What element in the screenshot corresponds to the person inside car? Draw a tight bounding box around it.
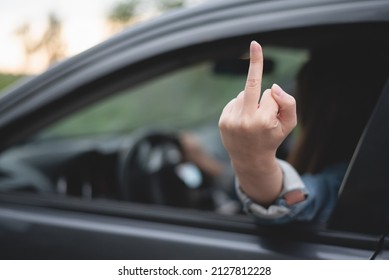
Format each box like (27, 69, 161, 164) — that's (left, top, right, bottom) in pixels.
(219, 41, 388, 224)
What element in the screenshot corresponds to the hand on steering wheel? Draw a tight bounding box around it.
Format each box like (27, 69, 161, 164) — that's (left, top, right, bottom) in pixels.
(119, 129, 215, 209)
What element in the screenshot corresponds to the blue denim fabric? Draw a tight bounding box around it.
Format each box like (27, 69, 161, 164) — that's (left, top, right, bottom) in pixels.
(255, 162, 348, 225)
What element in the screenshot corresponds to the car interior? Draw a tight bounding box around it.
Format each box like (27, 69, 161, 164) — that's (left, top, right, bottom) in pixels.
(0, 42, 306, 210)
(0, 22, 388, 237)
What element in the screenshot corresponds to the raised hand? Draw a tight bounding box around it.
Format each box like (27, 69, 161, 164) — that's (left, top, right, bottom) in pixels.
(218, 41, 297, 205)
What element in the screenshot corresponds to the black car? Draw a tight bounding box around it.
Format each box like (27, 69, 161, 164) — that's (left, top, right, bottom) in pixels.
(0, 0, 388, 259)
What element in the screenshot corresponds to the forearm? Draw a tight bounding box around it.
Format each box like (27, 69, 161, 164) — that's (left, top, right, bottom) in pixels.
(189, 150, 224, 177)
(231, 156, 283, 206)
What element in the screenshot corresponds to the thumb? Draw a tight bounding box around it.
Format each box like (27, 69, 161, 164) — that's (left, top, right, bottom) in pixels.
(271, 84, 297, 133)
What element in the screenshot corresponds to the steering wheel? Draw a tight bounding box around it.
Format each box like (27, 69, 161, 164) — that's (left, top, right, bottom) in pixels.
(119, 130, 215, 209)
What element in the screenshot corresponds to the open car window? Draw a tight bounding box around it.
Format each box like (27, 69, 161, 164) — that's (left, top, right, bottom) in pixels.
(0, 46, 308, 217)
(36, 46, 307, 139)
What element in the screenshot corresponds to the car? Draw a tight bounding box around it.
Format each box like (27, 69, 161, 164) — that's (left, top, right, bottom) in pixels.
(0, 0, 388, 259)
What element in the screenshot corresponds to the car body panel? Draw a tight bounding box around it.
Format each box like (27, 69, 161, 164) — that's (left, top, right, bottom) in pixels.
(0, 195, 382, 259)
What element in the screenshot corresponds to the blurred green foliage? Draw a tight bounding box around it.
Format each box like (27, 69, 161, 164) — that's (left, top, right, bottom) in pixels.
(156, 0, 185, 11)
(107, 0, 140, 27)
(107, 0, 186, 32)
(0, 74, 23, 96)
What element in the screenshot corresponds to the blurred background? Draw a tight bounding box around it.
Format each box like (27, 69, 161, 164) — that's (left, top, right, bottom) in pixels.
(0, 0, 206, 93)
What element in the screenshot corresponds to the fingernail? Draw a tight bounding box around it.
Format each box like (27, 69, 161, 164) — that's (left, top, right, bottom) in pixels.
(272, 84, 284, 97)
(250, 40, 260, 50)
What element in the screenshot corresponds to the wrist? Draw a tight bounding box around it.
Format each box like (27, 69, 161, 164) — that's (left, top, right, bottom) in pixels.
(231, 156, 282, 206)
(230, 152, 278, 174)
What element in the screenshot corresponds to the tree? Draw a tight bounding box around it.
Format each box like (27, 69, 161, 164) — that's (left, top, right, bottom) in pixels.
(107, 0, 140, 33)
(41, 13, 67, 66)
(15, 23, 39, 71)
(106, 0, 187, 34)
(15, 13, 66, 72)
(157, 0, 185, 12)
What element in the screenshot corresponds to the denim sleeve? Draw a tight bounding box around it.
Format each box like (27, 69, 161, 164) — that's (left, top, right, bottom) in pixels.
(293, 163, 348, 224)
(236, 160, 348, 224)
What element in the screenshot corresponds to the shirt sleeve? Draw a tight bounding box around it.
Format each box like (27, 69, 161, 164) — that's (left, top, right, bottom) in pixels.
(235, 159, 348, 224)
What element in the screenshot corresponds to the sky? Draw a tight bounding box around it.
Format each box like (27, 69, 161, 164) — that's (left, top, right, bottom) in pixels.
(0, 0, 204, 75)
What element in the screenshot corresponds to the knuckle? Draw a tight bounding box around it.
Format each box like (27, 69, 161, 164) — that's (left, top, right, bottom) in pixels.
(285, 95, 296, 108)
(237, 90, 245, 97)
(223, 117, 254, 134)
(235, 91, 245, 102)
(238, 118, 253, 132)
(245, 78, 260, 89)
(219, 116, 237, 132)
(259, 116, 278, 130)
(218, 116, 229, 130)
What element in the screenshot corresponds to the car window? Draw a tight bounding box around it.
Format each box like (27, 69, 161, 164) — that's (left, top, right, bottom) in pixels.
(38, 62, 243, 138)
(38, 46, 307, 139)
(0, 46, 308, 215)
